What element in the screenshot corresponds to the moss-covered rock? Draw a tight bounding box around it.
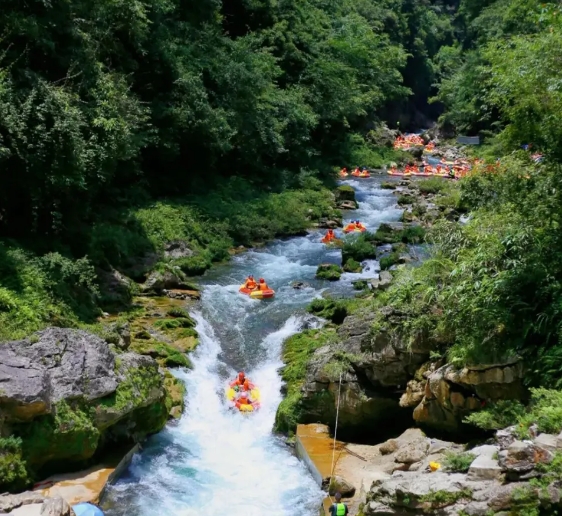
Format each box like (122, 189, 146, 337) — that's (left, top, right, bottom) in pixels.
(316, 263, 343, 281)
(130, 340, 192, 368)
(342, 234, 377, 263)
(0, 329, 175, 491)
(164, 373, 186, 419)
(275, 329, 337, 434)
(343, 258, 363, 273)
(307, 298, 349, 324)
(334, 185, 356, 203)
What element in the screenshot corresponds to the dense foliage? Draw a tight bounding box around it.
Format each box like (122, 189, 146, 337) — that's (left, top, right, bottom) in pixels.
(0, 0, 464, 335)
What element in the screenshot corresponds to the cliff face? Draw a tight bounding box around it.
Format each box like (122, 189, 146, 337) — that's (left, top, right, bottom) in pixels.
(0, 327, 178, 492)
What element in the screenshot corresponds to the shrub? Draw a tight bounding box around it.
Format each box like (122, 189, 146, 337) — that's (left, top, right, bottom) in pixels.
(379, 252, 400, 270)
(343, 258, 362, 272)
(397, 195, 414, 205)
(463, 399, 526, 431)
(316, 264, 342, 281)
(342, 234, 377, 262)
(307, 298, 349, 324)
(444, 451, 476, 473)
(417, 178, 448, 194)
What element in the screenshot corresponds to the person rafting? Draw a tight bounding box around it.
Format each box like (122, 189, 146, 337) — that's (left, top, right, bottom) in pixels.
(243, 275, 257, 290)
(230, 372, 248, 388)
(322, 229, 336, 243)
(329, 493, 348, 516)
(339, 167, 348, 177)
(355, 220, 365, 230)
(257, 278, 270, 291)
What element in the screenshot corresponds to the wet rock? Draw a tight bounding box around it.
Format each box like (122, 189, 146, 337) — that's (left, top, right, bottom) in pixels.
(335, 185, 356, 203)
(316, 264, 342, 281)
(318, 218, 342, 229)
(291, 281, 311, 289)
(370, 271, 392, 291)
(103, 321, 131, 350)
(338, 200, 358, 210)
(164, 240, 194, 259)
(40, 497, 76, 516)
(380, 439, 399, 455)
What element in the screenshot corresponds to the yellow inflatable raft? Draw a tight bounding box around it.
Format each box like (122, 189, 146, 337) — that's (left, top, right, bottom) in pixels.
(239, 285, 275, 299)
(226, 386, 262, 412)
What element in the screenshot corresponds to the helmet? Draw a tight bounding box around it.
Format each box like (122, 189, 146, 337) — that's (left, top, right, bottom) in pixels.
(249, 275, 254, 279)
(259, 278, 265, 283)
(238, 372, 245, 380)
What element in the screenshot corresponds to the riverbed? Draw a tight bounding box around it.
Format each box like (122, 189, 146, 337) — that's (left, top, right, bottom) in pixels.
(101, 176, 402, 516)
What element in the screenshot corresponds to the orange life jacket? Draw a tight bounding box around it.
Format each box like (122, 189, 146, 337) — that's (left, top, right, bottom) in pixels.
(245, 280, 257, 289)
(259, 282, 269, 291)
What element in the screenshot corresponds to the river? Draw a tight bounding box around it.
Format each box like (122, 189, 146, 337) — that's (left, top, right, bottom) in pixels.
(102, 176, 403, 516)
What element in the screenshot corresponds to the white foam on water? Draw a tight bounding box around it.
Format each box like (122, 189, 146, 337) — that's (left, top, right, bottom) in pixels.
(103, 177, 405, 516)
(104, 314, 324, 516)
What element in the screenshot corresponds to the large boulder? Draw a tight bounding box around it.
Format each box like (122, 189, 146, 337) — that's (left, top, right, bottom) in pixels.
(334, 185, 357, 203)
(296, 310, 431, 439)
(413, 361, 526, 435)
(0, 328, 172, 492)
(142, 268, 198, 294)
(0, 328, 119, 422)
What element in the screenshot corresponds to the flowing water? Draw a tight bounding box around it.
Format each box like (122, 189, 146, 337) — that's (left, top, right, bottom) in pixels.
(102, 176, 403, 516)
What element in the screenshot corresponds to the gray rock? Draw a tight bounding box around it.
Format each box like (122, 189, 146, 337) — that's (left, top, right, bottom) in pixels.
(164, 240, 193, 259)
(467, 455, 502, 481)
(0, 328, 118, 422)
(370, 271, 392, 291)
(380, 439, 399, 455)
(0, 492, 46, 513)
(290, 281, 311, 290)
(93, 353, 164, 429)
(534, 433, 558, 452)
(324, 475, 356, 497)
(488, 482, 532, 511)
(338, 200, 358, 210)
(142, 269, 194, 293)
(496, 426, 517, 449)
(395, 440, 429, 464)
(462, 501, 490, 516)
(40, 497, 76, 516)
(366, 501, 396, 515)
(499, 440, 553, 480)
(470, 444, 499, 458)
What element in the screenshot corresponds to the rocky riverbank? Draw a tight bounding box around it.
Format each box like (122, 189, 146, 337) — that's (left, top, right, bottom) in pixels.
(277, 166, 562, 514)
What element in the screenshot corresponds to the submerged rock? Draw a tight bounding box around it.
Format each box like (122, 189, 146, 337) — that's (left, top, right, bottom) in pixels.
(316, 264, 343, 281)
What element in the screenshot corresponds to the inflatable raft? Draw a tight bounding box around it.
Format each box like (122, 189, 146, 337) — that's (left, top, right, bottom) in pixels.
(239, 285, 275, 299)
(343, 225, 366, 234)
(226, 386, 261, 412)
